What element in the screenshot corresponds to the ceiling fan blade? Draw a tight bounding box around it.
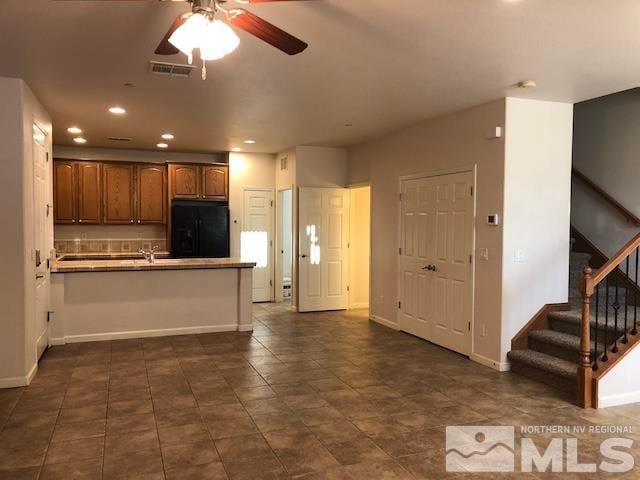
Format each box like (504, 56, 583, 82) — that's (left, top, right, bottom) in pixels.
(155, 13, 188, 55)
(230, 9, 308, 55)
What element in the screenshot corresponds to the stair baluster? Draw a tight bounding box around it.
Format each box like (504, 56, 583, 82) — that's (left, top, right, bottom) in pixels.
(623, 257, 629, 344)
(593, 283, 599, 371)
(634, 247, 639, 336)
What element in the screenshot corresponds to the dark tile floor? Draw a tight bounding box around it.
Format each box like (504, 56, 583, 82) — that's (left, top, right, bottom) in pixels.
(0, 304, 639, 479)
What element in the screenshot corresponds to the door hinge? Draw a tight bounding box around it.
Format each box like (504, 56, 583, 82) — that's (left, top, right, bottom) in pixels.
(270, 200, 273, 207)
(468, 321, 471, 331)
(347, 285, 350, 292)
(269, 240, 273, 247)
(347, 242, 350, 248)
(398, 247, 402, 255)
(46, 152, 49, 161)
(270, 280, 273, 286)
(398, 301, 402, 309)
(470, 186, 474, 196)
(469, 254, 473, 264)
(399, 193, 402, 201)
(47, 311, 53, 323)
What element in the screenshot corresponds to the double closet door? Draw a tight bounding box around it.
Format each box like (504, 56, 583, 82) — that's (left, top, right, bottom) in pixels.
(398, 171, 474, 356)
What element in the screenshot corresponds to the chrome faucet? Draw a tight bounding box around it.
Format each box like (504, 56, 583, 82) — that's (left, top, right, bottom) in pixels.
(138, 246, 159, 264)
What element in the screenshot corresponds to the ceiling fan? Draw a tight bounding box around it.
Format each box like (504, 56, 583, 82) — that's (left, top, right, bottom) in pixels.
(62, 0, 315, 79)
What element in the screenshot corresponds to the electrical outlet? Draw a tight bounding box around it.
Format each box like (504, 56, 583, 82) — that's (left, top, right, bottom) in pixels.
(514, 249, 525, 263)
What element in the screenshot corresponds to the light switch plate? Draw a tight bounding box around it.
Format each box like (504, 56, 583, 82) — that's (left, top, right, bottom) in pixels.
(479, 248, 489, 261)
(514, 249, 525, 263)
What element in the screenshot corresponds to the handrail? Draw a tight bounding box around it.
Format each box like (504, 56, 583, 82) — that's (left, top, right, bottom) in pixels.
(579, 230, 640, 408)
(585, 232, 640, 294)
(573, 168, 640, 226)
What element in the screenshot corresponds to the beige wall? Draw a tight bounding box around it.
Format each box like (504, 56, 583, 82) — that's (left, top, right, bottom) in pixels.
(228, 152, 276, 257)
(296, 146, 348, 188)
(502, 98, 573, 362)
(348, 98, 573, 368)
(0, 78, 52, 386)
(349, 185, 370, 309)
(348, 99, 507, 366)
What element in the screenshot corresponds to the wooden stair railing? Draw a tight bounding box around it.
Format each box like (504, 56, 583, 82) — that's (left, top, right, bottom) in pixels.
(579, 231, 640, 408)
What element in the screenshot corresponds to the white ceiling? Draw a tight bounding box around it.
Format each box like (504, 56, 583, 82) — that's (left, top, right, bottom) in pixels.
(1, 0, 639, 154)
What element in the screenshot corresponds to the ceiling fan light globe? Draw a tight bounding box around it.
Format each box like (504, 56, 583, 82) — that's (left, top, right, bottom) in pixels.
(169, 13, 208, 57)
(200, 20, 240, 61)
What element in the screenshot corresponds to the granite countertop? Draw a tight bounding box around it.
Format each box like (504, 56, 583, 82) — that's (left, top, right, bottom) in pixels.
(56, 252, 172, 261)
(52, 257, 256, 273)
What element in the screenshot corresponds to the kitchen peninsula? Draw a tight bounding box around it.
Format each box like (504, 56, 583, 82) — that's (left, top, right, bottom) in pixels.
(50, 257, 255, 344)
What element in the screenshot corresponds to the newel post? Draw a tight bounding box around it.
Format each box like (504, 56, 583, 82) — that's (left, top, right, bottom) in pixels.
(578, 266, 593, 408)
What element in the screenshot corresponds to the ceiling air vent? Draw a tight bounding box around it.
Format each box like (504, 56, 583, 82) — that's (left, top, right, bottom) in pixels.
(107, 137, 132, 143)
(149, 61, 196, 78)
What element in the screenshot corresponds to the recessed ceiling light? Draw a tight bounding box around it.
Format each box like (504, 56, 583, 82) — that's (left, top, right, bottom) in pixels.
(67, 127, 82, 134)
(157, 143, 169, 149)
(161, 133, 175, 140)
(231, 147, 242, 152)
(243, 140, 256, 144)
(73, 137, 87, 144)
(109, 106, 126, 115)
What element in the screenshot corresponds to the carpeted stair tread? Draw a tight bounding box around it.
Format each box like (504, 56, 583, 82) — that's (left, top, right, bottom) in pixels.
(528, 329, 603, 353)
(548, 309, 623, 332)
(507, 350, 577, 380)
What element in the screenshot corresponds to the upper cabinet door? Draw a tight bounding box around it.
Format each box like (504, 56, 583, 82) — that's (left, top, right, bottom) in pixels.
(77, 162, 102, 224)
(137, 164, 166, 224)
(103, 163, 136, 224)
(202, 165, 229, 200)
(53, 161, 76, 224)
(170, 164, 200, 199)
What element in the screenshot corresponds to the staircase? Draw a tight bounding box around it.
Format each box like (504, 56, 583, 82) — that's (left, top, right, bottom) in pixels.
(507, 251, 620, 396)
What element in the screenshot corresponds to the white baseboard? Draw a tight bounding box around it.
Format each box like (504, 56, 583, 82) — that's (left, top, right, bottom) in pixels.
(470, 353, 511, 372)
(50, 324, 247, 345)
(598, 391, 640, 409)
(370, 314, 399, 330)
(0, 362, 38, 389)
(238, 325, 254, 332)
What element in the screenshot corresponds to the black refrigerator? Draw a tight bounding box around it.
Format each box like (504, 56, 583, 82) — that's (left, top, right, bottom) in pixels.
(171, 200, 230, 258)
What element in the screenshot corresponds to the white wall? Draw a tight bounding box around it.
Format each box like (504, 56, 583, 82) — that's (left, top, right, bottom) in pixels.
(502, 98, 573, 363)
(598, 345, 640, 408)
(296, 146, 348, 188)
(0, 78, 52, 387)
(348, 99, 507, 366)
(572, 89, 640, 256)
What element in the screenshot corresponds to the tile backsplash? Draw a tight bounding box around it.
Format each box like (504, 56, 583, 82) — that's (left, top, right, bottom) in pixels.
(54, 238, 167, 255)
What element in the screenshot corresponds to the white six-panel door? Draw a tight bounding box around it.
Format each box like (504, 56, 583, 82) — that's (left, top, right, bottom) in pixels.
(242, 188, 274, 303)
(399, 171, 474, 356)
(33, 124, 50, 360)
(299, 188, 350, 312)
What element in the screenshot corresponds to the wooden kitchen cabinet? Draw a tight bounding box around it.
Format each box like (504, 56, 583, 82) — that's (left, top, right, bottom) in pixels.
(202, 165, 228, 200)
(137, 164, 166, 224)
(169, 163, 229, 201)
(170, 164, 200, 199)
(76, 162, 102, 224)
(103, 163, 136, 224)
(53, 161, 76, 224)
